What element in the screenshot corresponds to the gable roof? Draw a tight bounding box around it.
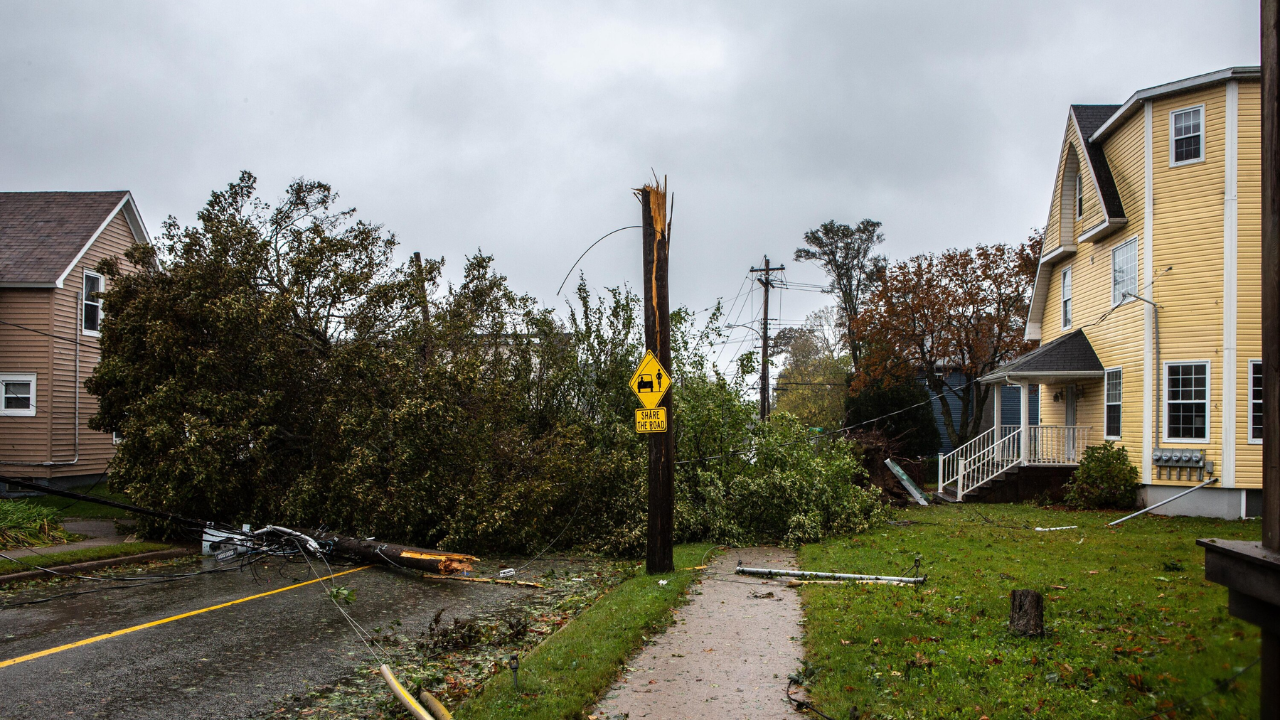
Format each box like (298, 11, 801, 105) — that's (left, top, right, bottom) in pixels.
(0, 191, 150, 288)
(1070, 104, 1126, 222)
(980, 329, 1104, 384)
(1090, 66, 1259, 144)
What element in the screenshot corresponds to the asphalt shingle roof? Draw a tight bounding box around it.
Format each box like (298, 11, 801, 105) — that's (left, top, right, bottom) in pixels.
(1070, 105, 1126, 221)
(0, 191, 129, 285)
(981, 329, 1103, 383)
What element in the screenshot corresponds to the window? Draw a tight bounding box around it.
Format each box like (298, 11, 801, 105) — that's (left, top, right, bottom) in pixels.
(1105, 368, 1122, 438)
(1060, 266, 1073, 328)
(1171, 106, 1203, 165)
(0, 374, 36, 417)
(1251, 359, 1264, 443)
(1075, 172, 1084, 219)
(1165, 362, 1209, 441)
(83, 271, 103, 336)
(1111, 238, 1138, 306)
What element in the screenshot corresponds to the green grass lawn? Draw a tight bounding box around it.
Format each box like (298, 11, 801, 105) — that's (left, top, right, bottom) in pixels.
(798, 503, 1261, 719)
(0, 541, 171, 577)
(13, 483, 134, 520)
(455, 544, 715, 720)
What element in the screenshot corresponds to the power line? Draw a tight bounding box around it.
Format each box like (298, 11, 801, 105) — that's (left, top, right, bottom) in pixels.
(674, 376, 978, 466)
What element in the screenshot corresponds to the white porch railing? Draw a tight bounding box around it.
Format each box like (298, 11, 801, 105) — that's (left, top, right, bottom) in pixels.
(1027, 425, 1092, 465)
(938, 424, 1092, 500)
(938, 425, 1022, 501)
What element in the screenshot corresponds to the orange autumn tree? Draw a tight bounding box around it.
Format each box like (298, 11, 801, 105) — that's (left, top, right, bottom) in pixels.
(852, 232, 1041, 449)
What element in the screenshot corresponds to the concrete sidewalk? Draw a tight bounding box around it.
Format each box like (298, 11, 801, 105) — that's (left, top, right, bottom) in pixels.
(594, 546, 806, 719)
(3, 518, 130, 559)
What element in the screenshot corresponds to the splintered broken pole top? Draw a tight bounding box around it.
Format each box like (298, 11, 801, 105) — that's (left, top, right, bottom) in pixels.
(629, 350, 671, 410)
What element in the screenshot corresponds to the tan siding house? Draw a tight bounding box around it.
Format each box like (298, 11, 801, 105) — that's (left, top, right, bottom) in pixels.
(942, 68, 1262, 519)
(0, 192, 149, 490)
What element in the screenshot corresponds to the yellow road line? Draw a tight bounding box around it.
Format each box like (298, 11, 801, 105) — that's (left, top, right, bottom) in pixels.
(0, 565, 369, 669)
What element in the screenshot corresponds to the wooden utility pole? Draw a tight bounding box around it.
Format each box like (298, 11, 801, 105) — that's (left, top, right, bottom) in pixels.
(1199, 7, 1280, 717)
(1262, 1, 1280, 709)
(750, 257, 784, 421)
(1264, 0, 1280, 560)
(639, 180, 674, 575)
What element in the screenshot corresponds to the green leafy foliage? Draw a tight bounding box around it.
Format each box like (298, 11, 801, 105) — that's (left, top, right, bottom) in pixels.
(676, 413, 886, 547)
(1063, 441, 1141, 510)
(327, 585, 356, 606)
(0, 501, 69, 549)
(88, 173, 882, 555)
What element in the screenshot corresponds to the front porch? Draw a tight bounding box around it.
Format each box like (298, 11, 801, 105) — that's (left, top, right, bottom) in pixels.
(938, 329, 1104, 502)
(937, 423, 1093, 501)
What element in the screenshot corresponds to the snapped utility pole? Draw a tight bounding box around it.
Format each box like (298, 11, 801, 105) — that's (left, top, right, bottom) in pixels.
(638, 179, 674, 575)
(750, 256, 784, 422)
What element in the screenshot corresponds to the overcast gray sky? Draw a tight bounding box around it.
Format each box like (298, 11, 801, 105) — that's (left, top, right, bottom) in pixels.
(0, 1, 1259, 369)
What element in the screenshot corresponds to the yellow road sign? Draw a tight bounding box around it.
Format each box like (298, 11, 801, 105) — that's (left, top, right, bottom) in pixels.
(628, 351, 672, 409)
(635, 407, 667, 433)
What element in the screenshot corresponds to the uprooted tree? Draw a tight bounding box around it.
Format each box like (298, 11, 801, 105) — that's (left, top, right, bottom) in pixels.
(850, 230, 1041, 450)
(87, 172, 885, 554)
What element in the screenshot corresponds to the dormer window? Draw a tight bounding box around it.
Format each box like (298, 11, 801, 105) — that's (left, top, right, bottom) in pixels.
(1074, 173, 1083, 219)
(1170, 106, 1203, 165)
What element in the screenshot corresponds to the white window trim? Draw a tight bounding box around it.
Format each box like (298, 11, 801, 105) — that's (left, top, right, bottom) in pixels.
(1249, 358, 1263, 445)
(1111, 237, 1139, 308)
(1060, 266, 1073, 329)
(0, 373, 37, 417)
(1104, 366, 1123, 440)
(1169, 104, 1206, 168)
(82, 270, 104, 337)
(1163, 360, 1211, 444)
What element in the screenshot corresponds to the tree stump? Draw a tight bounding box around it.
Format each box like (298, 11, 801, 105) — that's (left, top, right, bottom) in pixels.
(1009, 589, 1044, 636)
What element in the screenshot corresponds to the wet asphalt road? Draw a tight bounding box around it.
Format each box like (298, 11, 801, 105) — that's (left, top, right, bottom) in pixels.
(0, 559, 531, 720)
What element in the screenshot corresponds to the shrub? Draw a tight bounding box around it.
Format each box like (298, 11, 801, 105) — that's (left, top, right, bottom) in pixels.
(1063, 441, 1140, 510)
(0, 501, 69, 549)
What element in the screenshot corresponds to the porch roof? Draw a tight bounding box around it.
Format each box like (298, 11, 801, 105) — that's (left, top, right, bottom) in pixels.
(980, 329, 1104, 385)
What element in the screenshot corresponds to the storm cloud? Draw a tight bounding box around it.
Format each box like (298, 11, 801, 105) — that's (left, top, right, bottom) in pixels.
(0, 1, 1259, 354)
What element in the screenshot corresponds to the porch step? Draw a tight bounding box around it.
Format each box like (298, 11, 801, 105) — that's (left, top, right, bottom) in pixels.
(933, 489, 961, 503)
(946, 465, 1077, 504)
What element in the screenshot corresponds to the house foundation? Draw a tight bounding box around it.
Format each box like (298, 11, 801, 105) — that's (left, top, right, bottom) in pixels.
(1142, 484, 1263, 520)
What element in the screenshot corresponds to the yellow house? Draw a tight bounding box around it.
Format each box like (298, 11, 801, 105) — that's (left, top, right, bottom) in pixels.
(941, 68, 1261, 519)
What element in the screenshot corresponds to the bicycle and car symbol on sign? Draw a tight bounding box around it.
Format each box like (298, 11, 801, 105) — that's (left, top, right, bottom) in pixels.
(629, 351, 670, 433)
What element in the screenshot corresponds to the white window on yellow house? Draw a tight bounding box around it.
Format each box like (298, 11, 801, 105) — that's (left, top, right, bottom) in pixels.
(1251, 359, 1263, 443)
(1171, 106, 1203, 166)
(1061, 266, 1072, 328)
(1165, 362, 1209, 442)
(1111, 239, 1138, 306)
(1105, 368, 1122, 439)
(1074, 173, 1083, 219)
